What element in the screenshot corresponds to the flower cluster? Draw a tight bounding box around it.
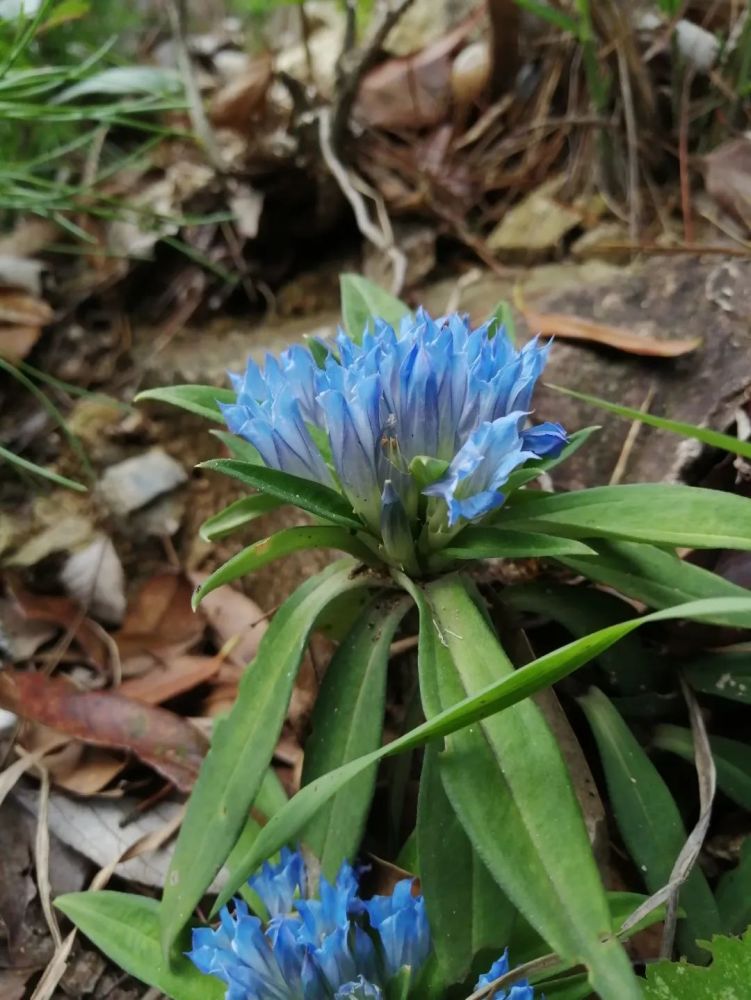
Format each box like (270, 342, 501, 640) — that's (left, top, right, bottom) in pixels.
(187, 848, 430, 999)
(221, 310, 566, 561)
(474, 950, 535, 999)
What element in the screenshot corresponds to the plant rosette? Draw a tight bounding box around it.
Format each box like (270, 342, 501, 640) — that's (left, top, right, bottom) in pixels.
(59, 276, 751, 1000)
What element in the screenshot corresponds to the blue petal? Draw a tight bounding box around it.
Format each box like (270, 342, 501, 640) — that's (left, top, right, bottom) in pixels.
(335, 976, 384, 999)
(521, 420, 568, 458)
(249, 846, 305, 918)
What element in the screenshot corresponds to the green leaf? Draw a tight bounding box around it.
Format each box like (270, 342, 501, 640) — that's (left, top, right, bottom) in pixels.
(0, 443, 87, 491)
(199, 494, 284, 542)
(192, 526, 377, 608)
(643, 929, 751, 999)
(558, 539, 751, 627)
(716, 837, 751, 935)
(55, 892, 221, 1000)
(225, 769, 288, 894)
(213, 593, 751, 912)
(160, 559, 373, 955)
(503, 581, 662, 694)
(135, 385, 234, 423)
(199, 459, 364, 531)
(302, 596, 409, 879)
(441, 527, 597, 561)
(684, 650, 751, 705)
(486, 298, 516, 342)
(502, 484, 751, 550)
(417, 746, 516, 988)
(549, 383, 751, 461)
(417, 575, 640, 1000)
(579, 688, 720, 961)
(509, 891, 667, 967)
(654, 725, 751, 811)
(56, 66, 183, 102)
(513, 0, 580, 34)
(339, 273, 411, 341)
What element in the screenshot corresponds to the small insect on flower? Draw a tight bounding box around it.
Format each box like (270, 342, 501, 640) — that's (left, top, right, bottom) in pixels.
(187, 848, 430, 1000)
(220, 309, 565, 573)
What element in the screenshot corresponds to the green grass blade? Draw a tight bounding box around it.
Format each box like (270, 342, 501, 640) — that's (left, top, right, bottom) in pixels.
(0, 443, 86, 491)
(548, 384, 751, 460)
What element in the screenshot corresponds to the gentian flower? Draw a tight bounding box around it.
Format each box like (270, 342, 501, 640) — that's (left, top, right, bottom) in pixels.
(220, 310, 566, 568)
(475, 950, 536, 999)
(187, 850, 430, 1000)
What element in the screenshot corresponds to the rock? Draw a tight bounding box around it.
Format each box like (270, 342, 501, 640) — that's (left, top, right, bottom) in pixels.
(98, 448, 187, 516)
(571, 221, 630, 264)
(487, 178, 583, 261)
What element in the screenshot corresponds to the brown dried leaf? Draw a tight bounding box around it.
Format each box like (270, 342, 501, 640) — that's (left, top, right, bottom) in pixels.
(209, 56, 272, 132)
(118, 653, 222, 705)
(5, 579, 110, 670)
(0, 671, 207, 792)
(0, 289, 53, 325)
(355, 15, 480, 130)
(520, 306, 702, 357)
(0, 324, 41, 362)
(189, 571, 266, 667)
(114, 572, 204, 663)
(704, 138, 751, 232)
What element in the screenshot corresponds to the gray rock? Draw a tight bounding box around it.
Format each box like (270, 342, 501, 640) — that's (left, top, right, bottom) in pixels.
(98, 448, 187, 516)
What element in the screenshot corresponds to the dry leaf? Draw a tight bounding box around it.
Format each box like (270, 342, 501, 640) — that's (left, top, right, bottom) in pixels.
(60, 535, 126, 625)
(209, 56, 272, 132)
(355, 14, 480, 130)
(115, 572, 204, 666)
(519, 306, 702, 358)
(704, 137, 751, 232)
(0, 288, 53, 325)
(118, 653, 222, 705)
(189, 570, 266, 667)
(0, 324, 41, 362)
(13, 787, 189, 888)
(0, 670, 207, 791)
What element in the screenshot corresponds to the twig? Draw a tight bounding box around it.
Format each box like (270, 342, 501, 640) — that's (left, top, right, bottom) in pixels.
(319, 106, 407, 293)
(616, 44, 641, 242)
(34, 766, 62, 949)
(609, 383, 656, 485)
(660, 676, 715, 958)
(165, 0, 224, 172)
(619, 677, 716, 945)
(678, 68, 695, 243)
(330, 0, 418, 156)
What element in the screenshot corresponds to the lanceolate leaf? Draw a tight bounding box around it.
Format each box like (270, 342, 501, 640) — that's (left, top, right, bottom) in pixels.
(214, 594, 751, 912)
(441, 527, 597, 561)
(549, 383, 751, 461)
(192, 527, 378, 608)
(419, 576, 641, 1000)
(654, 725, 751, 811)
(209, 429, 263, 464)
(340, 273, 411, 341)
(135, 385, 235, 423)
(716, 837, 751, 935)
(684, 650, 751, 705)
(558, 539, 751, 627)
(199, 494, 284, 542)
(643, 929, 751, 999)
(580, 688, 720, 961)
(417, 747, 516, 988)
(199, 459, 364, 531)
(0, 443, 87, 491)
(55, 892, 222, 1000)
(302, 596, 409, 880)
(501, 484, 751, 550)
(160, 559, 373, 955)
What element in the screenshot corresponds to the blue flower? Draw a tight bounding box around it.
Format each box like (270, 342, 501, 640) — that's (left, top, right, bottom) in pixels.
(475, 950, 536, 999)
(221, 309, 566, 556)
(187, 851, 430, 1000)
